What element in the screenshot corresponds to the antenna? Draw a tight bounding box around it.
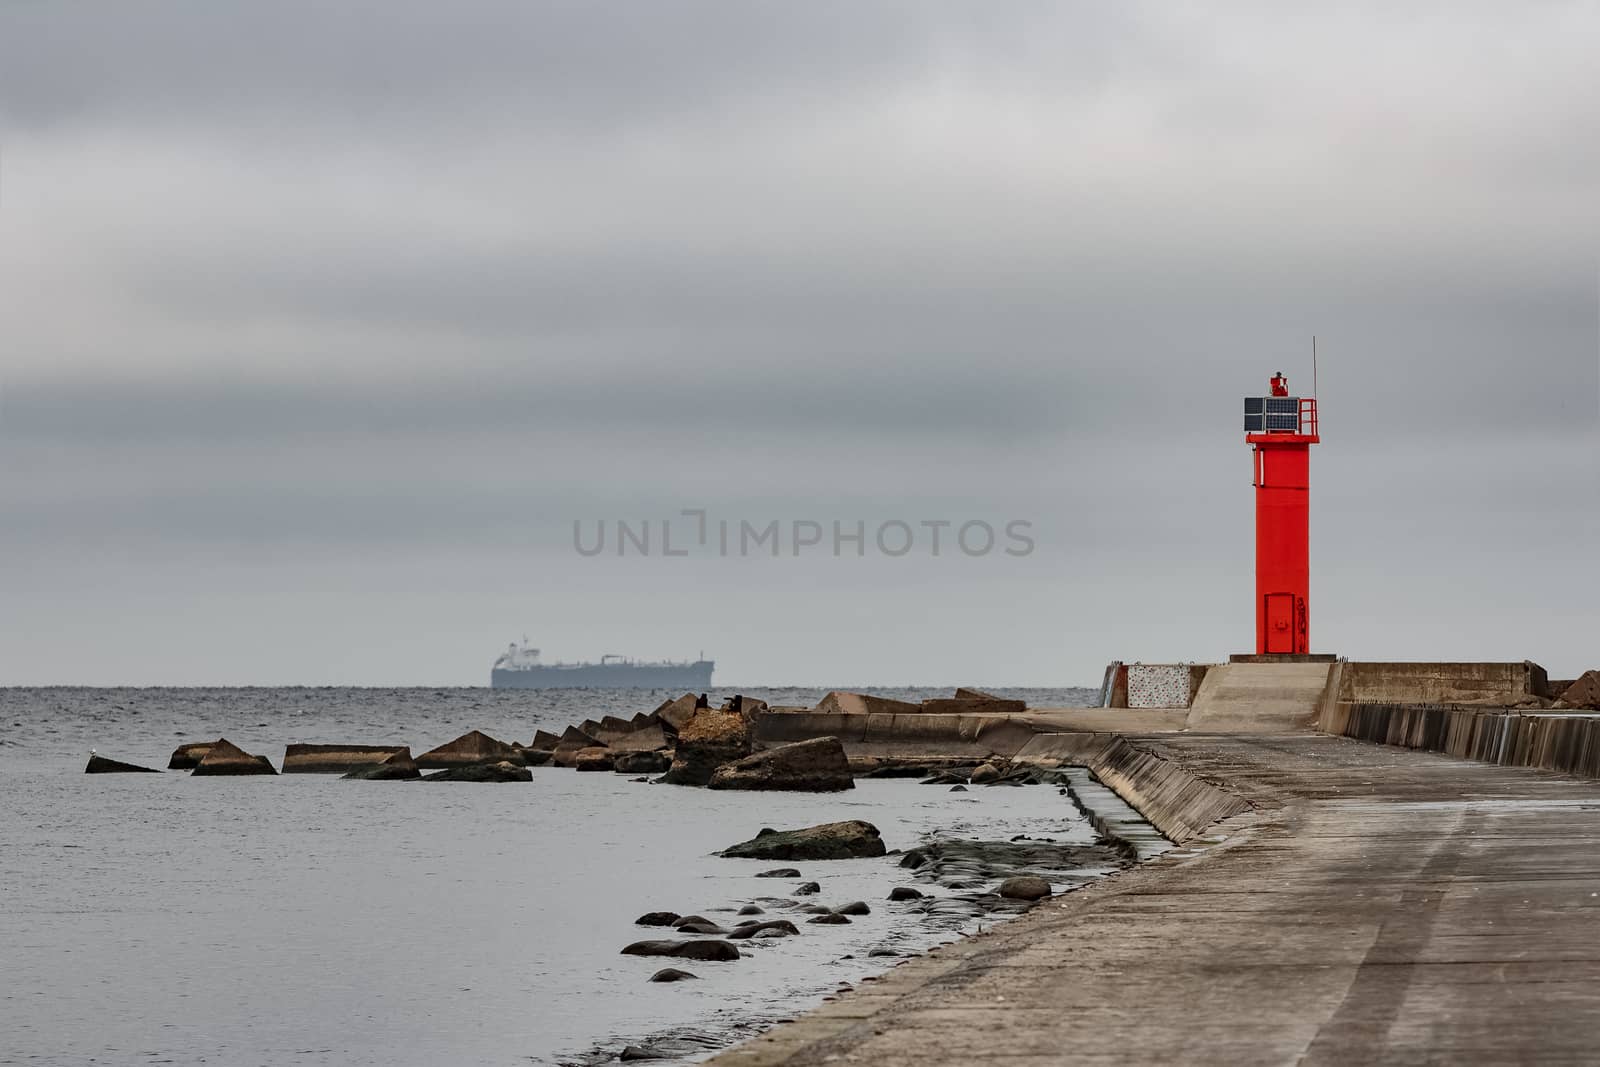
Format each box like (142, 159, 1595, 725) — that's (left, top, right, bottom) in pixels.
(1312, 335, 1318, 399)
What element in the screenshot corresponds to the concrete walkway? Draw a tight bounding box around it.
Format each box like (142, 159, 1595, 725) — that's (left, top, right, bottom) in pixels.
(711, 734, 1600, 1066)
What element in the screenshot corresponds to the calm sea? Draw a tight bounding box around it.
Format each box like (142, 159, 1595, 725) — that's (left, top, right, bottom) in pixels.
(0, 686, 1100, 1066)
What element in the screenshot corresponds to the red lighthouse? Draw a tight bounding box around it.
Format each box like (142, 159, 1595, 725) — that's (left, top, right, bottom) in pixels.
(1244, 373, 1320, 654)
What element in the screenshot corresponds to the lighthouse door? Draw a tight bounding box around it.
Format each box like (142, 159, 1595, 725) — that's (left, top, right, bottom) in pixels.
(1264, 593, 1296, 654)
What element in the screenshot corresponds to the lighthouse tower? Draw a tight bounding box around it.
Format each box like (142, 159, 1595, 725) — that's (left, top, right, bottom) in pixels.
(1244, 373, 1320, 654)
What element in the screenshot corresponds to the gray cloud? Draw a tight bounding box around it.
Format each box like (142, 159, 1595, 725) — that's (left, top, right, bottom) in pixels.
(0, 1, 1595, 685)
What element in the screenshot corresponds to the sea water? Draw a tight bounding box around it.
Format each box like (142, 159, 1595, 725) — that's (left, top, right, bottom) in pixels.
(0, 686, 1099, 1065)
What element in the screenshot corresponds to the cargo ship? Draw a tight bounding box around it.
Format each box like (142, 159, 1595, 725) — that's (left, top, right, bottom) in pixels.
(490, 641, 714, 689)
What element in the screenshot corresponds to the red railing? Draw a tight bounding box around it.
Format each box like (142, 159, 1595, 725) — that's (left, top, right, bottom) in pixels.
(1299, 397, 1319, 437)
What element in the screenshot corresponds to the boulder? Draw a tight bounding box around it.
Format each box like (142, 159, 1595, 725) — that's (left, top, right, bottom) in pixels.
(812, 691, 922, 716)
(888, 887, 924, 901)
(573, 747, 615, 772)
(706, 737, 853, 792)
(415, 730, 518, 769)
(834, 901, 871, 916)
(1555, 670, 1600, 710)
(422, 760, 531, 783)
(720, 820, 886, 861)
(282, 744, 406, 774)
(648, 968, 698, 982)
(191, 739, 276, 776)
(657, 708, 752, 786)
(636, 912, 681, 927)
(998, 875, 1052, 901)
(807, 913, 851, 925)
(969, 762, 1004, 785)
(621, 940, 741, 962)
(614, 751, 671, 775)
(610, 724, 668, 753)
(620, 1045, 666, 1061)
(675, 920, 728, 935)
(167, 742, 214, 770)
(755, 868, 801, 878)
(737, 904, 764, 916)
(655, 694, 701, 734)
(726, 919, 800, 939)
(899, 850, 929, 869)
(342, 748, 421, 781)
(793, 882, 821, 896)
(85, 754, 161, 774)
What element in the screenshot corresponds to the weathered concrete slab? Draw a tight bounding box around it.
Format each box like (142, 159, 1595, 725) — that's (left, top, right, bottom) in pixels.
(711, 734, 1600, 1066)
(1186, 661, 1334, 732)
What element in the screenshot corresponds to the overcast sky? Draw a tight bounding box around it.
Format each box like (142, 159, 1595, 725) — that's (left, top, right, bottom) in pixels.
(1, 2, 1595, 687)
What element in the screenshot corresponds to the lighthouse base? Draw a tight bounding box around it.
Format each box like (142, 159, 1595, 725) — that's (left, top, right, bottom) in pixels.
(1230, 653, 1339, 664)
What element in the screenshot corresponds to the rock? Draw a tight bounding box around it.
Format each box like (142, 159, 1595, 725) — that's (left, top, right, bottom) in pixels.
(793, 882, 821, 896)
(657, 708, 752, 786)
(720, 820, 886, 861)
(888, 887, 924, 901)
(950, 785, 968, 792)
(513, 747, 553, 767)
(614, 750, 671, 775)
(342, 748, 422, 781)
(671, 915, 712, 928)
(610, 724, 668, 753)
(85, 754, 161, 774)
(598, 715, 636, 742)
(726, 919, 800, 939)
(674, 920, 728, 935)
(527, 729, 562, 751)
(415, 730, 518, 769)
(654, 694, 701, 734)
(191, 738, 276, 776)
(807, 913, 851, 925)
(167, 742, 214, 770)
(867, 947, 899, 958)
(421, 760, 531, 783)
(1557, 670, 1600, 710)
(969, 762, 1004, 785)
(812, 691, 922, 716)
(282, 744, 406, 774)
(707, 737, 853, 792)
(755, 868, 801, 878)
(620, 1045, 665, 1061)
(737, 905, 764, 916)
(834, 901, 871, 916)
(920, 771, 969, 785)
(998, 875, 1052, 901)
(573, 747, 615, 772)
(648, 968, 698, 982)
(635, 912, 681, 927)
(899, 850, 929, 869)
(621, 940, 742, 962)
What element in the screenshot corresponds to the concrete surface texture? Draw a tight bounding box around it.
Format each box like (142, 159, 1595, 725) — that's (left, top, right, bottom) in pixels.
(1185, 661, 1335, 732)
(1338, 661, 1547, 704)
(711, 734, 1600, 1067)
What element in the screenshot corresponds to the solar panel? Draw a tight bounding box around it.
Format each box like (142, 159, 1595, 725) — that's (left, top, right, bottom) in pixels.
(1265, 396, 1299, 414)
(1266, 412, 1300, 430)
(1244, 397, 1264, 414)
(1245, 413, 1264, 432)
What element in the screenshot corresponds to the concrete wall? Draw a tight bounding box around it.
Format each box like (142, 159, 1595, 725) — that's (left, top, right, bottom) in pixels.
(1325, 701, 1600, 778)
(1127, 665, 1193, 708)
(1337, 661, 1548, 705)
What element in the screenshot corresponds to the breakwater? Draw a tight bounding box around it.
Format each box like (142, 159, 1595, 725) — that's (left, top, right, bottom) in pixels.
(1324, 700, 1600, 778)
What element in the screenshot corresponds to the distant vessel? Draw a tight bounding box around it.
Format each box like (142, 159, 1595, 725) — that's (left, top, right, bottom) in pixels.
(490, 641, 714, 689)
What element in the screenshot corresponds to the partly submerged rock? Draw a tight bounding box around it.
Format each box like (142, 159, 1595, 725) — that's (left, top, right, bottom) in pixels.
(657, 708, 752, 786)
(888, 886, 924, 901)
(720, 820, 886, 861)
(614, 750, 672, 775)
(191, 738, 276, 776)
(167, 742, 214, 770)
(573, 747, 615, 772)
(342, 747, 421, 781)
(807, 913, 851, 925)
(635, 912, 681, 927)
(707, 737, 853, 792)
(85, 754, 161, 774)
(674, 920, 728, 935)
(621, 940, 741, 962)
(755, 868, 802, 878)
(421, 760, 531, 783)
(415, 730, 519, 769)
(834, 901, 871, 916)
(998, 875, 1053, 901)
(793, 882, 821, 896)
(648, 968, 698, 982)
(282, 744, 406, 774)
(726, 919, 800, 939)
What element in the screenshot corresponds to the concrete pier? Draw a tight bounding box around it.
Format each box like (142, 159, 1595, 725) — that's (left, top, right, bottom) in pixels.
(712, 731, 1600, 1066)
